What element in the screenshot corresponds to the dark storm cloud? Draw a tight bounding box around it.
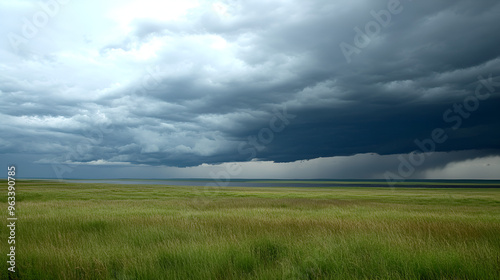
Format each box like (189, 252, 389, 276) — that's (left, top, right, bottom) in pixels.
(1, 0, 500, 176)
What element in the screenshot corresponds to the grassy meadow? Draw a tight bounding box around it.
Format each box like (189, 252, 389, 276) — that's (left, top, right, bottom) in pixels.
(1, 180, 500, 279)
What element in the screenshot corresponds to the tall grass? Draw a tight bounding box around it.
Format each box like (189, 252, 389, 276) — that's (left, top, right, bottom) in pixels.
(1, 180, 499, 279)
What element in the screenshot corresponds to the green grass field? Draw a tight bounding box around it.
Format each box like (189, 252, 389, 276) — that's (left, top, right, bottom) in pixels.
(1, 180, 500, 279)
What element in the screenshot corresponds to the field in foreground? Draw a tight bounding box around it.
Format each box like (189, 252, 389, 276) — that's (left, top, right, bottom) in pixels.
(1, 180, 500, 279)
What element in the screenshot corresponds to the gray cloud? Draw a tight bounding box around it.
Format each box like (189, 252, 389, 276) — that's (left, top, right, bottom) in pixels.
(1, 0, 499, 179)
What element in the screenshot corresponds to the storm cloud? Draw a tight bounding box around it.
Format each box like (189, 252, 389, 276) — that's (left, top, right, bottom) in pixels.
(1, 0, 499, 179)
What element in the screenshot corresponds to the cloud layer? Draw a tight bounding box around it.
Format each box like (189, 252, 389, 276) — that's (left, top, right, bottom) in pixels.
(1, 0, 499, 178)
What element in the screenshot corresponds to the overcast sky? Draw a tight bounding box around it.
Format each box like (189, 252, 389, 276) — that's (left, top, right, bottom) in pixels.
(1, 0, 499, 180)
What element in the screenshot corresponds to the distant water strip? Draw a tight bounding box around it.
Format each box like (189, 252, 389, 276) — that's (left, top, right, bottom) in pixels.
(65, 180, 500, 188)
